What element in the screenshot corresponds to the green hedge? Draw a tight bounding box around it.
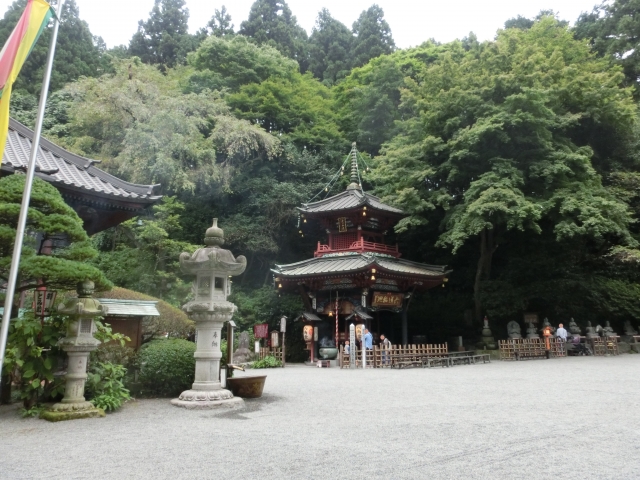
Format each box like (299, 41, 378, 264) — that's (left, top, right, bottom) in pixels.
(137, 339, 195, 397)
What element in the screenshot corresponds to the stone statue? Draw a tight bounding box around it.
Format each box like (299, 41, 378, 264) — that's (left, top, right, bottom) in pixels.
(232, 331, 253, 364)
(603, 321, 617, 337)
(526, 322, 539, 339)
(507, 320, 522, 339)
(478, 316, 496, 349)
(586, 321, 598, 339)
(482, 317, 492, 337)
(540, 318, 555, 335)
(623, 321, 638, 336)
(568, 318, 581, 335)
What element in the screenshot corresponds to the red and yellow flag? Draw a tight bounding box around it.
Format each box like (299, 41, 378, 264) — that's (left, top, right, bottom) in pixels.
(0, 0, 54, 164)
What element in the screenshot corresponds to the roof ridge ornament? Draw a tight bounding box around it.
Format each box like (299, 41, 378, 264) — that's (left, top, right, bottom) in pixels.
(347, 142, 360, 191)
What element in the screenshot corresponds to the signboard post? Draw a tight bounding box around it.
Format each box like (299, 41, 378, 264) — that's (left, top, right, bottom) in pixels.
(349, 323, 356, 368)
(280, 316, 287, 367)
(254, 323, 269, 358)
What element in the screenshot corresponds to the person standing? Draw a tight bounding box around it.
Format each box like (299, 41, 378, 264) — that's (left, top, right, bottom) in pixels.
(380, 334, 391, 366)
(363, 328, 373, 350)
(556, 323, 568, 342)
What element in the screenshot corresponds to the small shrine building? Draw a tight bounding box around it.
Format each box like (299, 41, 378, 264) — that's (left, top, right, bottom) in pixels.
(272, 144, 450, 361)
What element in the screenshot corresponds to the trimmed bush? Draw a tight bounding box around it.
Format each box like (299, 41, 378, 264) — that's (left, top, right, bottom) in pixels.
(137, 339, 195, 397)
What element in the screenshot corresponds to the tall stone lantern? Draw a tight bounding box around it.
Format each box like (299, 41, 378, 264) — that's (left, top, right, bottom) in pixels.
(171, 218, 246, 409)
(41, 280, 107, 422)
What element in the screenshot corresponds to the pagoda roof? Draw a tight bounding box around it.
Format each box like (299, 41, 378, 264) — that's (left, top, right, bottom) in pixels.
(273, 253, 448, 279)
(298, 188, 404, 217)
(1, 118, 161, 205)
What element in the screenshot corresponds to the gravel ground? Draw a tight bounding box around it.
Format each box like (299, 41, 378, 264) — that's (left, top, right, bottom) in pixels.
(2, 355, 640, 480)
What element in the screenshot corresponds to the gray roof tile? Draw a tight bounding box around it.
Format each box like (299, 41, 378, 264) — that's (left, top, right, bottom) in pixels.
(299, 189, 404, 215)
(273, 253, 447, 278)
(2, 119, 161, 203)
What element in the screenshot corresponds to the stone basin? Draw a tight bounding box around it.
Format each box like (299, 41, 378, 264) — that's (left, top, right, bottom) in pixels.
(226, 375, 266, 398)
(318, 347, 338, 360)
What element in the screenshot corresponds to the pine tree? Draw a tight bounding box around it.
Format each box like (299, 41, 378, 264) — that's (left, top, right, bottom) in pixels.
(308, 8, 352, 85)
(239, 0, 308, 71)
(207, 5, 234, 37)
(129, 0, 199, 68)
(351, 4, 395, 68)
(0, 0, 106, 96)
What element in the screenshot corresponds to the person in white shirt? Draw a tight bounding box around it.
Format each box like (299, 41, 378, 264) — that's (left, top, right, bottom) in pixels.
(556, 323, 568, 342)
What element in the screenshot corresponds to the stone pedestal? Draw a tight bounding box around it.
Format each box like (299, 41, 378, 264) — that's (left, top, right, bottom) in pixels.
(171, 307, 243, 410)
(171, 219, 246, 410)
(41, 280, 106, 422)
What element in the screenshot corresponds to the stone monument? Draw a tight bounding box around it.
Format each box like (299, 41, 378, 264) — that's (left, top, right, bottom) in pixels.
(478, 316, 496, 349)
(506, 320, 522, 339)
(41, 280, 107, 422)
(568, 318, 581, 335)
(603, 321, 617, 338)
(585, 321, 598, 339)
(526, 322, 539, 339)
(623, 321, 638, 336)
(171, 218, 246, 410)
(233, 331, 253, 364)
(540, 318, 555, 335)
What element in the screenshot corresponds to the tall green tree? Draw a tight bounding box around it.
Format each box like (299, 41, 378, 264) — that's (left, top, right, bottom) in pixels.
(129, 0, 198, 68)
(238, 0, 309, 71)
(575, 0, 640, 97)
(188, 35, 298, 93)
(207, 5, 234, 37)
(0, 0, 106, 97)
(59, 59, 280, 193)
(334, 42, 444, 154)
(372, 17, 637, 322)
(351, 4, 395, 68)
(308, 8, 352, 85)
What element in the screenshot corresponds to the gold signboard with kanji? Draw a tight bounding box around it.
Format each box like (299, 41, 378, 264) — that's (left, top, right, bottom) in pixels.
(338, 217, 347, 233)
(371, 292, 404, 308)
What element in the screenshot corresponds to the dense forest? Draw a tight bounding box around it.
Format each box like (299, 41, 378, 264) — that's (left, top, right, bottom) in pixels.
(2, 0, 640, 343)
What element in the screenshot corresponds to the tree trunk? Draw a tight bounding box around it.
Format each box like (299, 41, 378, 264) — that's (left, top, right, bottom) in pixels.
(473, 227, 498, 323)
(0, 374, 11, 404)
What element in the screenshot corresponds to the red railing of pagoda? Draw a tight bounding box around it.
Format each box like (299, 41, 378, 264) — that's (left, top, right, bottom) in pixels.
(315, 238, 400, 257)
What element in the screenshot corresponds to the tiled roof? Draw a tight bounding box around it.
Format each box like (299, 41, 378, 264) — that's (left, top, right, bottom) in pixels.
(299, 188, 404, 216)
(273, 253, 447, 278)
(96, 299, 160, 317)
(1, 118, 161, 204)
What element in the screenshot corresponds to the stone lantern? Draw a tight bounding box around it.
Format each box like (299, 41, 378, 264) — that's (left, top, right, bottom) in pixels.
(41, 280, 107, 422)
(171, 218, 246, 410)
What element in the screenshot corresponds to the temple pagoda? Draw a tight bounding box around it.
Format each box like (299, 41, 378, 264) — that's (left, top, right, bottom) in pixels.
(272, 144, 450, 361)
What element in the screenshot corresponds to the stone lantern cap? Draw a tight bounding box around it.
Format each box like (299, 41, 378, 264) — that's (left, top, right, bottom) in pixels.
(57, 280, 107, 317)
(179, 218, 247, 276)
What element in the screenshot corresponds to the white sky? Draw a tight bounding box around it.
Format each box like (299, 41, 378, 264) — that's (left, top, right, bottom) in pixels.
(1, 0, 599, 49)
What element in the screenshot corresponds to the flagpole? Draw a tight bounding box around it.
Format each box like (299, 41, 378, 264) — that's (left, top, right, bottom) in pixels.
(0, 0, 65, 379)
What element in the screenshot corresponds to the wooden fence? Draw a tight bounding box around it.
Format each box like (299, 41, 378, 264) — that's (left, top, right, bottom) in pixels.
(498, 338, 567, 360)
(589, 337, 619, 356)
(339, 344, 448, 368)
(259, 347, 284, 364)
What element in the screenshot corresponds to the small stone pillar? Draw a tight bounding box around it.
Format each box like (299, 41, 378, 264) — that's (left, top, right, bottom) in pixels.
(41, 280, 107, 422)
(171, 218, 246, 410)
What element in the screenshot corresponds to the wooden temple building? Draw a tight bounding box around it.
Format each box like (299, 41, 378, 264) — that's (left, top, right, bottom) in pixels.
(272, 145, 450, 361)
(1, 118, 161, 235)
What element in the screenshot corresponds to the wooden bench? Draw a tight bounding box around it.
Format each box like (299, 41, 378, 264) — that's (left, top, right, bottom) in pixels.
(515, 350, 549, 360)
(423, 356, 450, 368)
(470, 354, 491, 364)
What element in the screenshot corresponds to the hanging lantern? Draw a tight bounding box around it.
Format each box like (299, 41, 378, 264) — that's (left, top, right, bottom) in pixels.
(33, 286, 57, 318)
